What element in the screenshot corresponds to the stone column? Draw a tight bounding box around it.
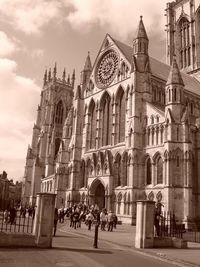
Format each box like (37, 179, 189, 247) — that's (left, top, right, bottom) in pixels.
(135, 200, 155, 248)
(33, 193, 56, 248)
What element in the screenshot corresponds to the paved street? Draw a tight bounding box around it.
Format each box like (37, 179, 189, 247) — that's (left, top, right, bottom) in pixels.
(0, 222, 196, 267)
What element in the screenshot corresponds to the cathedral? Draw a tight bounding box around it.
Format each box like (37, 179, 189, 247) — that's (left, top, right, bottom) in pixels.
(22, 0, 200, 226)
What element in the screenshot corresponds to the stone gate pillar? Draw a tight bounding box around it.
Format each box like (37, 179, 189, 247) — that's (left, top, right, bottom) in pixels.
(33, 193, 56, 248)
(135, 200, 155, 248)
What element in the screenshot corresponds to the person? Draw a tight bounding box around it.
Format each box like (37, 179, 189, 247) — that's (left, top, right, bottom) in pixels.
(9, 206, 16, 225)
(154, 202, 163, 237)
(107, 210, 114, 232)
(73, 209, 79, 229)
(100, 209, 107, 231)
(113, 213, 118, 229)
(53, 208, 59, 236)
(86, 211, 94, 230)
(3, 210, 9, 223)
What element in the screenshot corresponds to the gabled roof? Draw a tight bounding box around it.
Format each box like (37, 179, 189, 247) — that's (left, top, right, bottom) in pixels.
(113, 38, 200, 96)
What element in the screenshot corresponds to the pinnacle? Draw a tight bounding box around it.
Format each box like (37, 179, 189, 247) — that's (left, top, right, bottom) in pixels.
(166, 55, 184, 86)
(84, 51, 92, 71)
(136, 16, 148, 40)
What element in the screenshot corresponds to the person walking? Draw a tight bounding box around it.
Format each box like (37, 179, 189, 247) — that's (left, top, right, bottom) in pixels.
(53, 208, 59, 237)
(86, 211, 94, 230)
(107, 210, 114, 232)
(100, 209, 107, 231)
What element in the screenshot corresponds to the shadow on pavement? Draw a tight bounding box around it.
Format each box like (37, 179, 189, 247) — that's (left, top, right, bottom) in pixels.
(52, 246, 113, 254)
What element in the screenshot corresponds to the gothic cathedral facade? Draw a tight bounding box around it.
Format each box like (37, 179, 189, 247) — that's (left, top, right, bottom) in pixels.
(22, 0, 200, 226)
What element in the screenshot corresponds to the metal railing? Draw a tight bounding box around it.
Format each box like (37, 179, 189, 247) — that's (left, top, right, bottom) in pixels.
(154, 211, 184, 239)
(0, 210, 34, 234)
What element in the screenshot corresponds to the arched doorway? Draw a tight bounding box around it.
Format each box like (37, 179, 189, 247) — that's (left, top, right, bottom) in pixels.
(90, 180, 105, 210)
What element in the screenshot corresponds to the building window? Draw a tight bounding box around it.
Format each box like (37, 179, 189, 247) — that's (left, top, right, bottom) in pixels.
(179, 17, 191, 68)
(122, 152, 128, 186)
(55, 138, 61, 158)
(115, 154, 122, 187)
(146, 158, 152, 185)
(89, 100, 96, 149)
(157, 157, 163, 184)
(118, 90, 126, 143)
(80, 160, 86, 188)
(101, 93, 112, 146)
(55, 100, 64, 124)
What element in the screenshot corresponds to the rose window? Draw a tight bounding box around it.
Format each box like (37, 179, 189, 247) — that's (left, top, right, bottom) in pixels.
(95, 50, 119, 88)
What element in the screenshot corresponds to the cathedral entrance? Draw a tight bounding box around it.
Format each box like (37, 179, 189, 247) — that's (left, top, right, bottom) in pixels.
(89, 180, 105, 210)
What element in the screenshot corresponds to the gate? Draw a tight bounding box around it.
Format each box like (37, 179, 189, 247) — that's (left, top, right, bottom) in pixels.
(0, 209, 34, 234)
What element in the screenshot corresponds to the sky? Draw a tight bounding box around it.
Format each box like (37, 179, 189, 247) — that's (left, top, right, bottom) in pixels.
(0, 0, 169, 182)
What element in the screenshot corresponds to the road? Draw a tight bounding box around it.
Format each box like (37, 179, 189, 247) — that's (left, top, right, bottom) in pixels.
(0, 227, 184, 267)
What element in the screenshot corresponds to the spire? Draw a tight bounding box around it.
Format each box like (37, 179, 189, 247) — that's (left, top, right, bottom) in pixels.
(62, 68, 66, 82)
(48, 68, 51, 81)
(53, 62, 57, 80)
(43, 69, 47, 86)
(84, 51, 92, 71)
(136, 16, 148, 40)
(133, 16, 149, 57)
(166, 56, 184, 86)
(71, 69, 75, 88)
(75, 85, 81, 99)
(67, 74, 70, 84)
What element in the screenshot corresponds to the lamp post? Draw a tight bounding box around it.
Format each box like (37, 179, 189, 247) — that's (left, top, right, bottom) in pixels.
(93, 210, 100, 248)
(93, 223, 99, 248)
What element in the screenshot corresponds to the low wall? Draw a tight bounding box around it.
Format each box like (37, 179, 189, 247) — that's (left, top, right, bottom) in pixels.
(154, 237, 187, 249)
(0, 232, 35, 247)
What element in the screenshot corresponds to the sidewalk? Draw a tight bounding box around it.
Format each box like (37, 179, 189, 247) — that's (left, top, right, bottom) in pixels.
(59, 221, 200, 267)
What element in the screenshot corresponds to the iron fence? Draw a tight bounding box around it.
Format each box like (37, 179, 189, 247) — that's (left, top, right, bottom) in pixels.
(0, 210, 34, 234)
(154, 211, 184, 239)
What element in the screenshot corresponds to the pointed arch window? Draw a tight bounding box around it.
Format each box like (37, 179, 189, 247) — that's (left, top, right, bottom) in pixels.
(114, 155, 122, 187)
(146, 158, 152, 185)
(122, 153, 128, 186)
(55, 138, 61, 159)
(89, 101, 96, 149)
(118, 90, 126, 143)
(102, 94, 112, 146)
(157, 156, 163, 184)
(55, 100, 64, 124)
(179, 17, 191, 68)
(80, 160, 86, 188)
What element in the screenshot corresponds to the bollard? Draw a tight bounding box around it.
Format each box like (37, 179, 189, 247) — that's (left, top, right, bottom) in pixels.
(93, 224, 99, 248)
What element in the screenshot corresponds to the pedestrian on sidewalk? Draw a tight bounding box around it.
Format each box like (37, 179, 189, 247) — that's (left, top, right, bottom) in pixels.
(107, 210, 114, 232)
(86, 211, 94, 230)
(53, 208, 59, 237)
(100, 209, 107, 231)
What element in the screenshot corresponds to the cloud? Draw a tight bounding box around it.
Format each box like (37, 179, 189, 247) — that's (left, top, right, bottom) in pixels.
(31, 49, 44, 58)
(65, 0, 168, 40)
(0, 31, 17, 57)
(0, 57, 40, 180)
(0, 0, 168, 40)
(0, 0, 62, 35)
